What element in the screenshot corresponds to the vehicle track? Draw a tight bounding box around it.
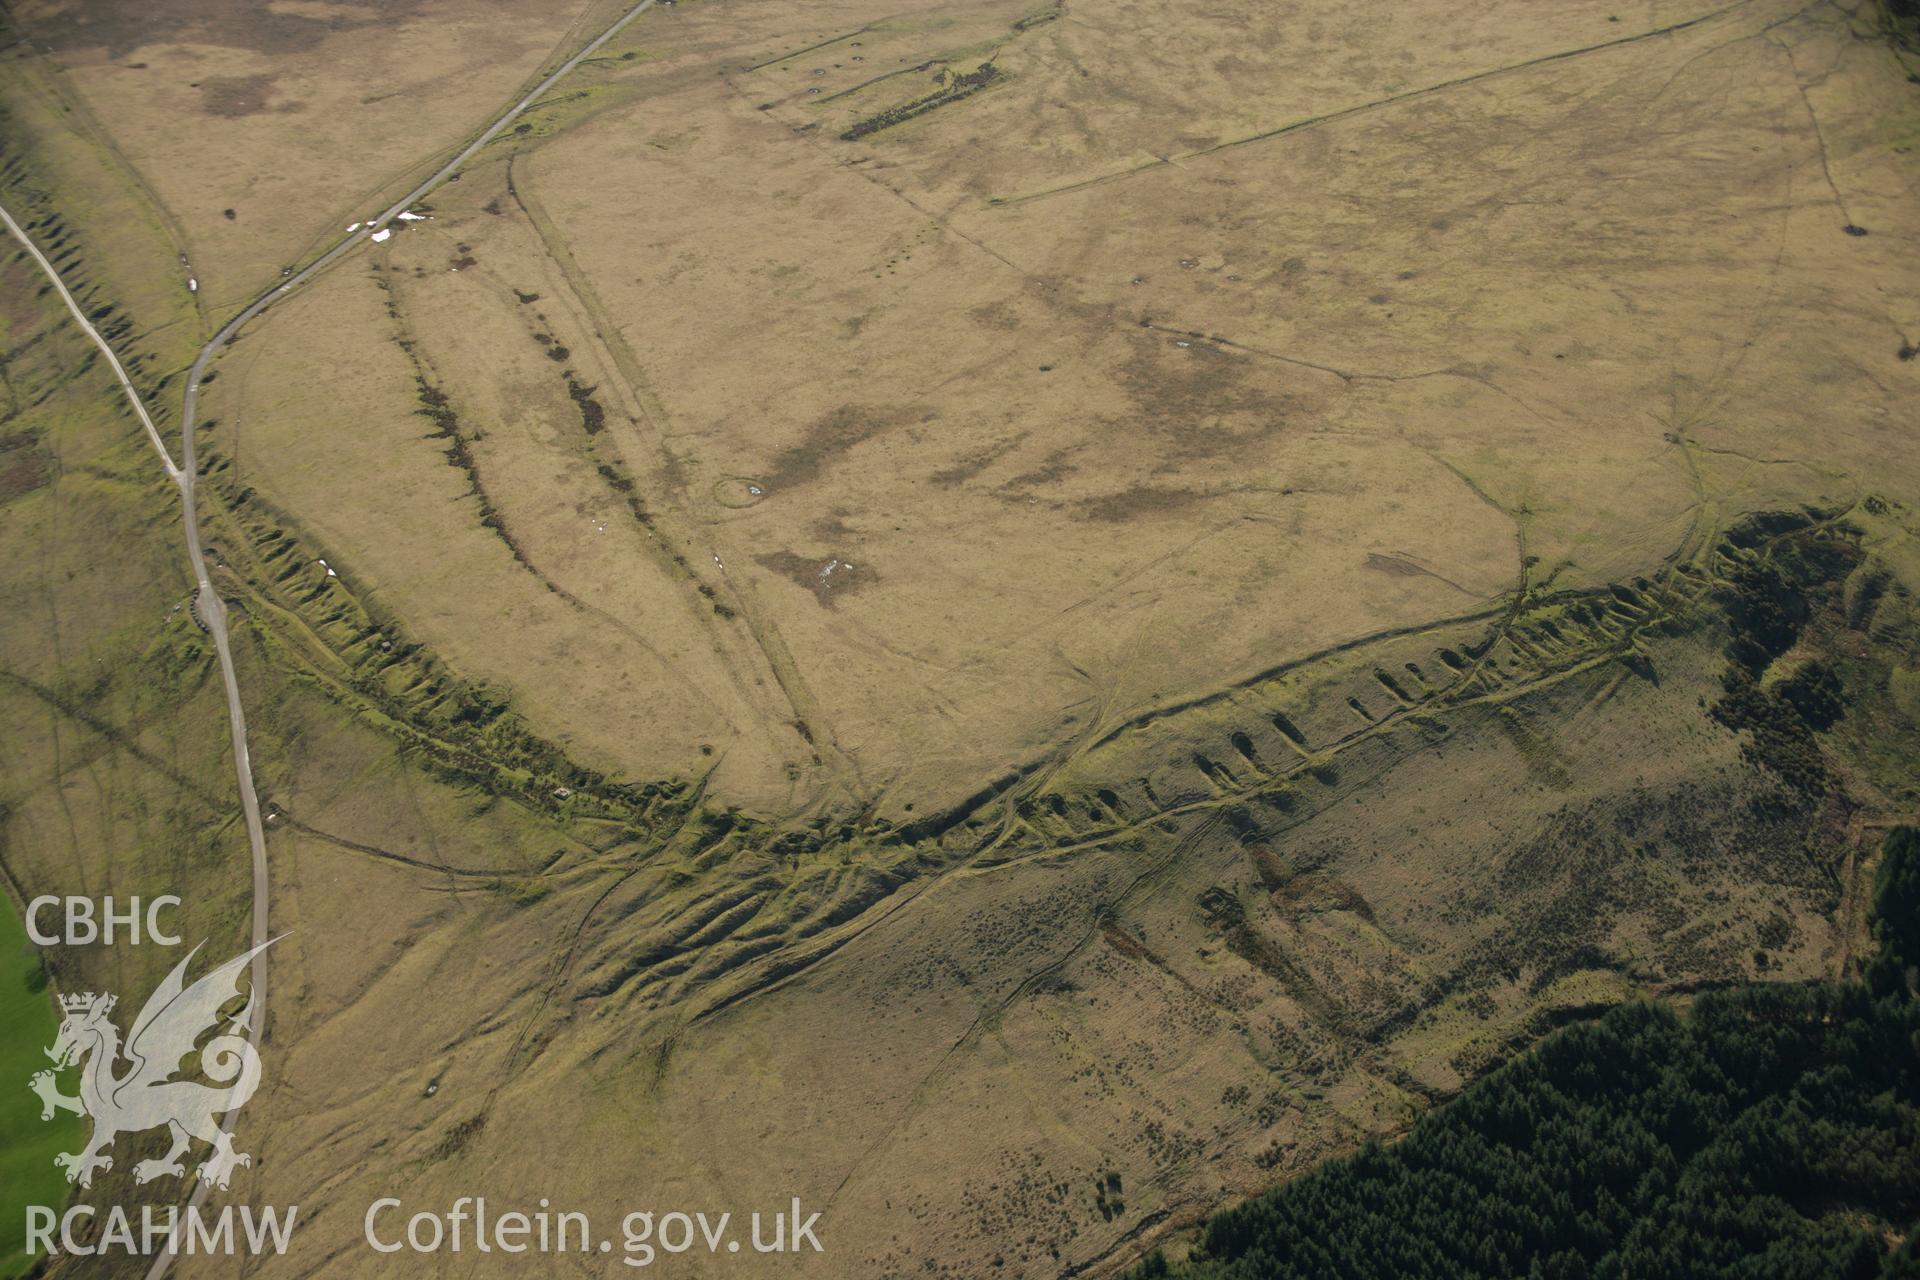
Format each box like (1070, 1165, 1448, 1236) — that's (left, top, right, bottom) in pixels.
(142, 3, 668, 1264)
(0, 0, 666, 1270)
(987, 0, 1773, 206)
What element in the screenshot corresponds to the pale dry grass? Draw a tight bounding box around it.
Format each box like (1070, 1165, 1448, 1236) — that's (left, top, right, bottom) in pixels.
(10, 0, 631, 308)
(6, 0, 1918, 1276)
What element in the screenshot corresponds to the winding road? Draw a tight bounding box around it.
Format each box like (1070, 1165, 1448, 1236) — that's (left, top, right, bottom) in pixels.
(3, 0, 658, 1271)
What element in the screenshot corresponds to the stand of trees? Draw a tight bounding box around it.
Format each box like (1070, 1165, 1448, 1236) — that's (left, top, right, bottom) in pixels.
(1886, 0, 1919, 48)
(1131, 828, 1920, 1280)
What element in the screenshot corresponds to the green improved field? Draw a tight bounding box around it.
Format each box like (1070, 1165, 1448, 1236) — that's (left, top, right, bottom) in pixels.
(0, 898, 79, 1280)
(2, 0, 1918, 1275)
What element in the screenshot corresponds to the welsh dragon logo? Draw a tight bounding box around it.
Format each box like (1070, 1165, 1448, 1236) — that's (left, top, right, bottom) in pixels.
(30, 940, 275, 1191)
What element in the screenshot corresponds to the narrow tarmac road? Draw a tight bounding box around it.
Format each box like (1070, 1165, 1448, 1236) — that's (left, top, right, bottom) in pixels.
(4, 0, 659, 1270)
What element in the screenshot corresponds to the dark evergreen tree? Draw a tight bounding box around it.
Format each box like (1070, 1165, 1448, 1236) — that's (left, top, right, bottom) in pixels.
(1130, 829, 1920, 1280)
